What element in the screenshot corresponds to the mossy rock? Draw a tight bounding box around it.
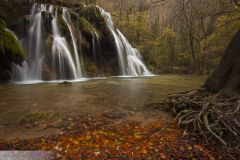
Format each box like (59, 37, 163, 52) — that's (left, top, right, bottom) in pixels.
(40, 0, 87, 8)
(0, 19, 25, 63)
(77, 4, 115, 50)
(78, 5, 106, 29)
(58, 16, 72, 42)
(79, 5, 102, 19)
(72, 3, 86, 12)
(79, 16, 100, 35)
(21, 111, 61, 125)
(0, 19, 25, 81)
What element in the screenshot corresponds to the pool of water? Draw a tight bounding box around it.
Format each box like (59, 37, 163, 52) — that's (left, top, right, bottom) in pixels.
(0, 75, 206, 140)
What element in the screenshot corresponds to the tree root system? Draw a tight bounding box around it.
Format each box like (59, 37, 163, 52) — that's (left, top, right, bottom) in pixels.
(147, 88, 240, 148)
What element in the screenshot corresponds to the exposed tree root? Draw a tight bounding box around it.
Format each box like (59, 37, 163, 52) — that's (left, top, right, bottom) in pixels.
(149, 88, 240, 148)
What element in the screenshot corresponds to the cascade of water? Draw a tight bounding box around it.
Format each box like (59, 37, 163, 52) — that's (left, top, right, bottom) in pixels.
(13, 3, 46, 81)
(12, 3, 152, 83)
(12, 61, 29, 81)
(117, 30, 152, 76)
(28, 4, 46, 80)
(92, 32, 96, 64)
(97, 6, 152, 76)
(76, 15, 85, 76)
(51, 7, 78, 79)
(91, 31, 101, 66)
(97, 8, 126, 75)
(62, 7, 82, 78)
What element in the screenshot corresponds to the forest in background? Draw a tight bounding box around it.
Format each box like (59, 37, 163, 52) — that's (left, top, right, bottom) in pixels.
(72, 0, 240, 74)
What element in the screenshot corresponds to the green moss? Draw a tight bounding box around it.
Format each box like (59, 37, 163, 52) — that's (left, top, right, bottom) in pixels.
(0, 19, 25, 64)
(0, 19, 6, 28)
(79, 5, 105, 27)
(79, 16, 100, 35)
(58, 16, 70, 38)
(72, 3, 86, 12)
(21, 111, 61, 124)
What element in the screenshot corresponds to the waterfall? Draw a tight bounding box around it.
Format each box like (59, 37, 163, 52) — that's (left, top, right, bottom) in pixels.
(92, 31, 97, 64)
(51, 7, 78, 79)
(98, 8, 126, 75)
(117, 30, 152, 76)
(13, 3, 46, 81)
(28, 4, 46, 80)
(91, 31, 101, 67)
(11, 3, 152, 83)
(62, 8, 82, 78)
(98, 7, 152, 76)
(12, 61, 29, 81)
(12, 3, 83, 82)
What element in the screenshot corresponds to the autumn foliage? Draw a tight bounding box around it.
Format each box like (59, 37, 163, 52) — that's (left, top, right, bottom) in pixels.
(0, 115, 216, 159)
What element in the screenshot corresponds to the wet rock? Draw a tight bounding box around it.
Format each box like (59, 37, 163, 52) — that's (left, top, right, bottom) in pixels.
(58, 81, 72, 86)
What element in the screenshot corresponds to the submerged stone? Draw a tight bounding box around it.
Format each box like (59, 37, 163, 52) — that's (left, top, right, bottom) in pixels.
(58, 81, 72, 86)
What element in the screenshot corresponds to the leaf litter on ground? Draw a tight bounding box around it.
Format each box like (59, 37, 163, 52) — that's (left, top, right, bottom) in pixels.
(0, 114, 217, 159)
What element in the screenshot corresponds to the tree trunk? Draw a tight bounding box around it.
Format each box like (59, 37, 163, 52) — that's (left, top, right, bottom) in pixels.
(203, 29, 240, 96)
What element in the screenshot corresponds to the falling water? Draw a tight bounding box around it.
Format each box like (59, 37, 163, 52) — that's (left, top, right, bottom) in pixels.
(98, 8, 126, 75)
(117, 30, 152, 76)
(12, 3, 152, 83)
(13, 3, 46, 81)
(51, 7, 78, 79)
(91, 31, 101, 66)
(62, 7, 82, 78)
(28, 4, 46, 80)
(92, 31, 97, 64)
(98, 7, 152, 76)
